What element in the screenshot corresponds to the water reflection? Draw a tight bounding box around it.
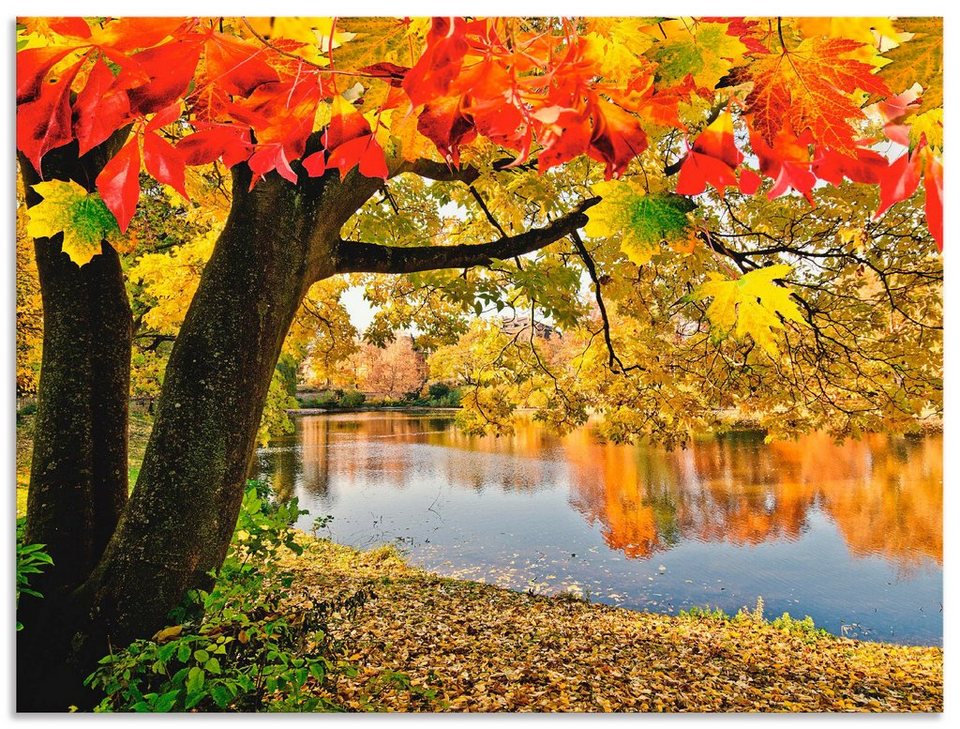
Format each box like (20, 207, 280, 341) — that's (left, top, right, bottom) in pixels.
(257, 412, 942, 644)
(269, 414, 941, 572)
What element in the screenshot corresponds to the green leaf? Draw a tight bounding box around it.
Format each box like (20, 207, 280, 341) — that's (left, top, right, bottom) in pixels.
(27, 180, 122, 265)
(186, 666, 205, 694)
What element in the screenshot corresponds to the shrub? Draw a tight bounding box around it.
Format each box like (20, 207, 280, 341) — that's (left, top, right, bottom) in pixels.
(85, 481, 360, 712)
(339, 390, 365, 408)
(16, 517, 53, 632)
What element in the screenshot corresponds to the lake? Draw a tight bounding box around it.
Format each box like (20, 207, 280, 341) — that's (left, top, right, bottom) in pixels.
(255, 411, 942, 646)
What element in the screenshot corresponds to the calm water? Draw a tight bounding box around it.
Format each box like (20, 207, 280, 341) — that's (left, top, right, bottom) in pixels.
(255, 412, 942, 646)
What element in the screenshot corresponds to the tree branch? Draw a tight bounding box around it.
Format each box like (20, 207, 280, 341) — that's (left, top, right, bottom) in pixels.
(334, 197, 600, 275)
(570, 230, 645, 374)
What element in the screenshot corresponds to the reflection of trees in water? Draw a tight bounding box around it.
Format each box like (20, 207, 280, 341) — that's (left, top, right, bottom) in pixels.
(264, 414, 941, 572)
(564, 429, 942, 571)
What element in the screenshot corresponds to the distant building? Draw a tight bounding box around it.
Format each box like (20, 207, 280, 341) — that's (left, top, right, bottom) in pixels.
(500, 314, 560, 340)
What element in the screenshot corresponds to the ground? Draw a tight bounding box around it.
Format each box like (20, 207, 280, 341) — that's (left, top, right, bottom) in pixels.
(281, 539, 943, 713)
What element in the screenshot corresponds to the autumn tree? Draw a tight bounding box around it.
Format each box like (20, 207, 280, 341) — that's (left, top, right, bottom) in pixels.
(16, 16, 942, 709)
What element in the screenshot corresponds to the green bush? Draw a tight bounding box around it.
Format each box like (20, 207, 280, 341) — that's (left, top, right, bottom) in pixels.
(85, 481, 362, 712)
(339, 390, 365, 408)
(16, 517, 53, 632)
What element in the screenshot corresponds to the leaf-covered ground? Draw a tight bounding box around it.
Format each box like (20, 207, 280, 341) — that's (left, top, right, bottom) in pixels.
(279, 539, 942, 712)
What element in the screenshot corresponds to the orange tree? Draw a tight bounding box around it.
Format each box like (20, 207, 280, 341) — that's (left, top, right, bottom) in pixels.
(16, 16, 942, 708)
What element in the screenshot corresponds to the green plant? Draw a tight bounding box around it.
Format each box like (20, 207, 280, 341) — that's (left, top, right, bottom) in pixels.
(339, 390, 365, 408)
(311, 515, 334, 537)
(770, 613, 830, 642)
(16, 517, 53, 632)
(85, 481, 355, 712)
(678, 605, 730, 621)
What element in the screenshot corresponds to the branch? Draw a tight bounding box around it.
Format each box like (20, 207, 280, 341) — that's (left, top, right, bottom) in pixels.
(392, 158, 481, 184)
(334, 197, 600, 275)
(570, 230, 645, 374)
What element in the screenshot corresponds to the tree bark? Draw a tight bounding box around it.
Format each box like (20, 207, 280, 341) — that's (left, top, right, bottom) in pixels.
(39, 164, 383, 711)
(17, 141, 133, 711)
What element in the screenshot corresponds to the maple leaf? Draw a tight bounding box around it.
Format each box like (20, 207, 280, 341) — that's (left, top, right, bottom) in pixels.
(16, 46, 74, 103)
(73, 58, 131, 156)
(120, 39, 204, 116)
(586, 181, 693, 265)
(143, 131, 189, 199)
(744, 37, 889, 154)
(750, 129, 816, 202)
(923, 152, 942, 251)
(203, 32, 278, 96)
(695, 264, 807, 356)
(402, 18, 470, 107)
(26, 179, 121, 265)
(875, 150, 920, 218)
(874, 18, 942, 109)
(95, 137, 141, 232)
(813, 147, 888, 186)
(16, 57, 84, 170)
(676, 111, 742, 196)
(652, 19, 748, 90)
(417, 96, 477, 166)
(176, 125, 251, 167)
(587, 97, 648, 179)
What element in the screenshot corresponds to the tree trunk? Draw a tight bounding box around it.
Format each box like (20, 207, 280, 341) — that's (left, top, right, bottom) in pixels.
(17, 143, 133, 710)
(28, 164, 381, 711)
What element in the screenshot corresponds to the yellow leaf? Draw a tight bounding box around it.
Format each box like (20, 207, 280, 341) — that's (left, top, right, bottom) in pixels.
(695, 264, 807, 356)
(26, 180, 120, 266)
(152, 624, 183, 643)
(653, 19, 747, 89)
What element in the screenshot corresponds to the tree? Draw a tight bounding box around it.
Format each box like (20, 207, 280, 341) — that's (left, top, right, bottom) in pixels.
(16, 16, 942, 709)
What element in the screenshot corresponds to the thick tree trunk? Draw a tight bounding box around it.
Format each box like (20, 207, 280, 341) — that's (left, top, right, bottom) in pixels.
(33, 165, 381, 711)
(17, 144, 133, 711)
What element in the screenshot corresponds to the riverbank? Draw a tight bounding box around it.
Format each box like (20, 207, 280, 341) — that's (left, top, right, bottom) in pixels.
(279, 538, 942, 712)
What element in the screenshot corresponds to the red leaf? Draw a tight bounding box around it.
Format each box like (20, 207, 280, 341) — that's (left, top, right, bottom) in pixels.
(876, 151, 921, 218)
(923, 153, 943, 250)
(247, 144, 298, 186)
(16, 46, 74, 103)
(358, 137, 389, 180)
(326, 135, 388, 180)
(94, 17, 188, 52)
(143, 131, 188, 199)
(588, 97, 647, 179)
(416, 96, 477, 166)
(302, 151, 327, 177)
(121, 40, 202, 116)
(47, 17, 92, 39)
(675, 111, 742, 196)
(177, 126, 251, 167)
(537, 109, 592, 173)
(813, 147, 888, 186)
(16, 58, 84, 171)
(751, 129, 816, 203)
(96, 138, 141, 232)
(359, 62, 409, 88)
(145, 101, 182, 132)
(73, 58, 131, 156)
(676, 151, 738, 196)
(402, 18, 469, 106)
(738, 168, 761, 195)
(204, 33, 278, 96)
(323, 100, 372, 151)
